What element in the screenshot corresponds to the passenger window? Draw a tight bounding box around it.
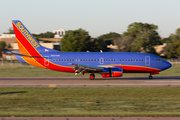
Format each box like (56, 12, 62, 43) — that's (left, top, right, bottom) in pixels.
(128, 59, 130, 61)
(53, 59, 55, 61)
(131, 59, 133, 61)
(62, 59, 63, 61)
(114, 59, 116, 61)
(75, 59, 77, 61)
(83, 59, 85, 61)
(72, 59, 74, 61)
(119, 59, 121, 61)
(70, 59, 71, 61)
(89, 59, 91, 61)
(64, 59, 66, 61)
(94, 59, 96, 61)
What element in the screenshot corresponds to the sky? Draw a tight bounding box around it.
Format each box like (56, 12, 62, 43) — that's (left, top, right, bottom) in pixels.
(0, 0, 180, 38)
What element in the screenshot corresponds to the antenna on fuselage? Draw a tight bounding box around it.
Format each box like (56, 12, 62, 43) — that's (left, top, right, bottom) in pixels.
(100, 50, 103, 53)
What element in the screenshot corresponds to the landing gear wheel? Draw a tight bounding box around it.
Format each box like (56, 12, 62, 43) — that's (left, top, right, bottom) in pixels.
(89, 74, 95, 80)
(149, 75, 153, 79)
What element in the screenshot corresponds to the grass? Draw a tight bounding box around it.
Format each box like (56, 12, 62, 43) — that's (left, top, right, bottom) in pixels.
(0, 87, 180, 116)
(0, 65, 77, 77)
(0, 65, 179, 77)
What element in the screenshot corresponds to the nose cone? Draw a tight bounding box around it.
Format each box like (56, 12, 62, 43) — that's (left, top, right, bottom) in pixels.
(163, 60, 172, 70)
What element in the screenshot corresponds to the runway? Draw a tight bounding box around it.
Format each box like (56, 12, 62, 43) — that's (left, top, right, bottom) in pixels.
(1, 77, 180, 120)
(0, 76, 180, 87)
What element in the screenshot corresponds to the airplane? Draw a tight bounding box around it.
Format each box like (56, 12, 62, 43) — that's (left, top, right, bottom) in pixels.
(12, 20, 172, 80)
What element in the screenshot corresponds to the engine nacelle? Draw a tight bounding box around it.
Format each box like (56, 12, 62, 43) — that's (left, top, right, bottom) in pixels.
(102, 67, 123, 78)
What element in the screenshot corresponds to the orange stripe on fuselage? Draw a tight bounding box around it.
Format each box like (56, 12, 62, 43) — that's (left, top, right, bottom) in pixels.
(23, 56, 46, 68)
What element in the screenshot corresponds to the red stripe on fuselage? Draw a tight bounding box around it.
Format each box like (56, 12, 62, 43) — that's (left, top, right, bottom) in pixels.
(112, 65, 160, 73)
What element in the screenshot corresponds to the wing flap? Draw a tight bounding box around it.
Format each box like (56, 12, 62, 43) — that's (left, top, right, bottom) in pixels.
(70, 63, 104, 73)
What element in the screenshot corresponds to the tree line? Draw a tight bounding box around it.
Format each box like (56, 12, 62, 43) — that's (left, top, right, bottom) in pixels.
(163, 28, 180, 58)
(61, 22, 162, 55)
(61, 22, 180, 58)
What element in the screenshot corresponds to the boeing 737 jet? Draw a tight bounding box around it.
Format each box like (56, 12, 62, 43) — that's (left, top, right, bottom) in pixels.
(12, 20, 172, 80)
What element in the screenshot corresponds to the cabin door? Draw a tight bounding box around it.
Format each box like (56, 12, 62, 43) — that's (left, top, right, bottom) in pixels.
(145, 56, 150, 66)
(99, 58, 104, 64)
(44, 56, 49, 66)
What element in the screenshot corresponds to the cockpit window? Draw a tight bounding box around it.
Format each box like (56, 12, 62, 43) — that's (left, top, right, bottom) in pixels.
(156, 58, 162, 61)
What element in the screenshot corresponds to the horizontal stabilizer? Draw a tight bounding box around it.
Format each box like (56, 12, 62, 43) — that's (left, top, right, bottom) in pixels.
(11, 51, 42, 58)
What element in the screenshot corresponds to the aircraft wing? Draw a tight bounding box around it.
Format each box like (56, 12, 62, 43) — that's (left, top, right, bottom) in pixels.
(69, 63, 104, 74)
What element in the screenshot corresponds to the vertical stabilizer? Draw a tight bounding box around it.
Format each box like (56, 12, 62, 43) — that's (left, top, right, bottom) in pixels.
(12, 20, 42, 57)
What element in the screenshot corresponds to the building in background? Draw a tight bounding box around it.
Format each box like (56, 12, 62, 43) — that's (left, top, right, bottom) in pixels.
(0, 34, 61, 60)
(2, 49, 16, 60)
(154, 43, 167, 56)
(0, 34, 15, 38)
(53, 29, 67, 38)
(0, 34, 16, 48)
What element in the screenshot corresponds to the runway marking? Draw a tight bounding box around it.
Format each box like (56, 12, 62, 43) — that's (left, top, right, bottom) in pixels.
(49, 84, 57, 87)
(0, 84, 180, 86)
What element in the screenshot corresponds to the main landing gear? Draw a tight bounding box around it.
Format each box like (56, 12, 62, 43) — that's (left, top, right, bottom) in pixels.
(89, 73, 95, 80)
(149, 75, 153, 79)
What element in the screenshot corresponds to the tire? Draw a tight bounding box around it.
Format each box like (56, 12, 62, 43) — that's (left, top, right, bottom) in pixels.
(149, 75, 153, 79)
(89, 74, 95, 80)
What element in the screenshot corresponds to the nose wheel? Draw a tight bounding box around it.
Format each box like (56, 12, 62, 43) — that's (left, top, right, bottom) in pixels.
(89, 74, 95, 80)
(149, 75, 153, 79)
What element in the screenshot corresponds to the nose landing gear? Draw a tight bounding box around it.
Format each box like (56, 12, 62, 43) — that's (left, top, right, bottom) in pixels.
(149, 71, 159, 79)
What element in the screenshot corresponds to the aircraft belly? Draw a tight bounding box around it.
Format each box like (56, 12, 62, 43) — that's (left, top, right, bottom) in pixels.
(121, 66, 160, 73)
